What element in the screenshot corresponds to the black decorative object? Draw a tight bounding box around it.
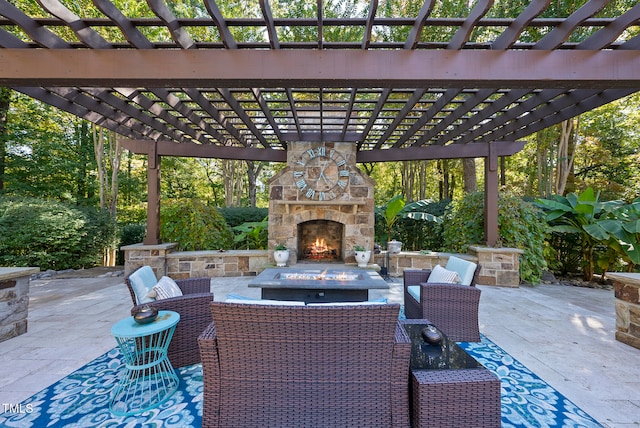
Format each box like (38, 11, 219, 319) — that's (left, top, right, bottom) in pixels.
(133, 305, 158, 324)
(421, 325, 443, 346)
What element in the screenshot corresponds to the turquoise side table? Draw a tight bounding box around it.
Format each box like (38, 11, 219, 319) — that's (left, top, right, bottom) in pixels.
(109, 310, 180, 416)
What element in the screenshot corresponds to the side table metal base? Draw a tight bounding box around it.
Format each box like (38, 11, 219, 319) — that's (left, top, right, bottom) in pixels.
(110, 311, 180, 416)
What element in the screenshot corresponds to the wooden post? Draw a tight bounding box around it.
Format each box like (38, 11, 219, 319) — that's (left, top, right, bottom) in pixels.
(484, 143, 499, 247)
(143, 142, 161, 245)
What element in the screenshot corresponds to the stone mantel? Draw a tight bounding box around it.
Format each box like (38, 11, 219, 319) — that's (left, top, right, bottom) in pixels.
(607, 272, 640, 350)
(275, 200, 366, 214)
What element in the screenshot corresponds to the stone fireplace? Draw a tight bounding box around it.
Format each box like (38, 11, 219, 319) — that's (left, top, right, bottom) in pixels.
(268, 142, 375, 266)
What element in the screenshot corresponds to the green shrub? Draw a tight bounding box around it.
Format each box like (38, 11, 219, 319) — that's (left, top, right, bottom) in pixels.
(374, 198, 449, 251)
(160, 199, 233, 251)
(0, 197, 116, 270)
(442, 192, 549, 284)
(116, 223, 147, 265)
(217, 207, 269, 228)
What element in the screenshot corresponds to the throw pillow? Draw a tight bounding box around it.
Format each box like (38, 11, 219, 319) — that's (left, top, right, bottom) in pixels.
(426, 264, 461, 284)
(146, 276, 183, 300)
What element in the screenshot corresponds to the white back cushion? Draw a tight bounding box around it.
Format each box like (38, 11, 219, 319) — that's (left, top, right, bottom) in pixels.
(426, 264, 461, 284)
(445, 256, 477, 285)
(147, 276, 183, 300)
(128, 266, 158, 304)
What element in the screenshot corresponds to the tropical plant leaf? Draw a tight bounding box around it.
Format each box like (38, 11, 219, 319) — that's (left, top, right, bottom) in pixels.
(551, 225, 581, 233)
(404, 212, 442, 223)
(583, 223, 613, 240)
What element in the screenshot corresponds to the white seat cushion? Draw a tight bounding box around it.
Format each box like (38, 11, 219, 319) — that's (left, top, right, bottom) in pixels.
(407, 285, 421, 301)
(225, 298, 305, 306)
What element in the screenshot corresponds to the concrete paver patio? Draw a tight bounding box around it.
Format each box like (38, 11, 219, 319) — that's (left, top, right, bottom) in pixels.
(0, 271, 638, 427)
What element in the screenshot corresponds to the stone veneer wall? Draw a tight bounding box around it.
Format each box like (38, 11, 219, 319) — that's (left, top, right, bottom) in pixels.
(608, 272, 640, 350)
(267, 142, 376, 265)
(123, 245, 523, 287)
(384, 246, 523, 287)
(0, 267, 39, 342)
(122, 243, 269, 279)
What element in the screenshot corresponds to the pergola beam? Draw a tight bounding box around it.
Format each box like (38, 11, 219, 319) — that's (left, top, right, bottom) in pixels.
(0, 49, 638, 89)
(357, 141, 525, 163)
(120, 139, 287, 162)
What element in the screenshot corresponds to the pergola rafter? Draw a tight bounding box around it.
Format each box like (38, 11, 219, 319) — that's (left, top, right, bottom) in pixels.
(1, 0, 639, 245)
(0, 0, 637, 162)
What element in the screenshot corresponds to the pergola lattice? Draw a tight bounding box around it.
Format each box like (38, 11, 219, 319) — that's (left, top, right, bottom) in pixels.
(1, 0, 639, 244)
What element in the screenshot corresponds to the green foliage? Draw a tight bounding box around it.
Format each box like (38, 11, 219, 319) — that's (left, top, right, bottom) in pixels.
(376, 194, 405, 242)
(376, 199, 450, 251)
(0, 196, 116, 270)
(536, 188, 640, 279)
(442, 192, 549, 284)
(160, 199, 232, 251)
(441, 193, 486, 252)
(116, 223, 147, 265)
(232, 218, 268, 250)
(218, 206, 269, 228)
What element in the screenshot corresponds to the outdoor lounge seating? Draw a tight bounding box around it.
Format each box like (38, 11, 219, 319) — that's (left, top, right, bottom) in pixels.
(403, 256, 482, 342)
(198, 302, 411, 428)
(125, 266, 213, 367)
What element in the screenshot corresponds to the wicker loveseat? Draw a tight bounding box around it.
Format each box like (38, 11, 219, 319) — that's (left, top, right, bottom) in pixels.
(198, 302, 411, 428)
(403, 256, 482, 342)
(125, 266, 214, 367)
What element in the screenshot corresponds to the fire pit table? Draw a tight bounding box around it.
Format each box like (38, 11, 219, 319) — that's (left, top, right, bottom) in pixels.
(248, 267, 389, 303)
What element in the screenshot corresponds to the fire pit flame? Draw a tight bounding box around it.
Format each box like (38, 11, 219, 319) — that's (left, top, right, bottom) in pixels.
(278, 269, 361, 282)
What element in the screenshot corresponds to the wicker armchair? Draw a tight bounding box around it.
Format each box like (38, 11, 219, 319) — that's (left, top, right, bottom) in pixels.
(125, 266, 213, 367)
(198, 302, 411, 428)
(403, 261, 482, 342)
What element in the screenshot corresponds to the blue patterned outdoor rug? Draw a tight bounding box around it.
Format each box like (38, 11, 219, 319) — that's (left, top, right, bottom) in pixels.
(1, 336, 601, 427)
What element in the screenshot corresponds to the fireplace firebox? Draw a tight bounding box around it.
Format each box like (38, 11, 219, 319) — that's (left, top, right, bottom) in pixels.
(298, 220, 343, 262)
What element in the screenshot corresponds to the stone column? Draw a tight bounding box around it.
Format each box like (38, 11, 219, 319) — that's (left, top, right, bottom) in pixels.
(608, 272, 640, 350)
(0, 267, 39, 342)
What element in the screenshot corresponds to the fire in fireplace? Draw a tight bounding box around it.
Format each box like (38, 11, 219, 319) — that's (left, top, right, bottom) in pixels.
(304, 237, 336, 260)
(298, 220, 343, 262)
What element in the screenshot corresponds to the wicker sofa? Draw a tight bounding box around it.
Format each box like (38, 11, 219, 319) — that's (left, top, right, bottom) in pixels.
(403, 256, 482, 342)
(198, 302, 411, 428)
(125, 266, 214, 367)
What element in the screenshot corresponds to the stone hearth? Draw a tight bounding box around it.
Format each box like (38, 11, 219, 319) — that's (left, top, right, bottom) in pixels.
(268, 142, 375, 266)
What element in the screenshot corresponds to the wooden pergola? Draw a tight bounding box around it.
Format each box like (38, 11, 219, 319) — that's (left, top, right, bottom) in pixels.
(1, 0, 638, 245)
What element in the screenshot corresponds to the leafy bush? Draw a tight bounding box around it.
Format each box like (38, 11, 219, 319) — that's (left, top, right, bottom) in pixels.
(217, 207, 269, 228)
(232, 217, 268, 250)
(375, 199, 450, 251)
(116, 223, 147, 265)
(0, 197, 116, 270)
(442, 192, 549, 284)
(160, 199, 233, 251)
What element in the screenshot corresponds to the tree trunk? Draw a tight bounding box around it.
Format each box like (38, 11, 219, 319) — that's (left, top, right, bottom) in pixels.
(419, 161, 427, 200)
(222, 159, 245, 207)
(462, 158, 477, 193)
(245, 159, 264, 207)
(92, 125, 106, 209)
(555, 117, 580, 195)
(0, 88, 11, 192)
(109, 133, 122, 218)
(555, 118, 578, 196)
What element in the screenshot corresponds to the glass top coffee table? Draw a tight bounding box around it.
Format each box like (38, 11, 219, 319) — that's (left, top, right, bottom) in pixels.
(248, 267, 389, 303)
